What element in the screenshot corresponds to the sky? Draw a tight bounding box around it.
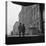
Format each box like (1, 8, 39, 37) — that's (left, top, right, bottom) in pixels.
(7, 2, 22, 35)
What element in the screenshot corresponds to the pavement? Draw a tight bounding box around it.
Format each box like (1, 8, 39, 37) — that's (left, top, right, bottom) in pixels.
(6, 34, 45, 45)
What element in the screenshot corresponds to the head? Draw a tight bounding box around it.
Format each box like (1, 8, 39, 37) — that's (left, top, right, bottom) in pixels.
(20, 23, 21, 25)
(23, 24, 24, 26)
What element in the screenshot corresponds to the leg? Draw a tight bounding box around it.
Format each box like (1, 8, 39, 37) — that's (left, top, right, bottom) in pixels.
(19, 31, 21, 37)
(22, 31, 25, 37)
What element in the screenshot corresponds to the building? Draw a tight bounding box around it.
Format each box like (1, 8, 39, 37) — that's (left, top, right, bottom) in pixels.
(11, 4, 42, 35)
(19, 4, 41, 35)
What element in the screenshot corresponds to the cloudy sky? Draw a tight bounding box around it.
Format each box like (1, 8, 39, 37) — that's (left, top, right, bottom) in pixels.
(7, 2, 22, 35)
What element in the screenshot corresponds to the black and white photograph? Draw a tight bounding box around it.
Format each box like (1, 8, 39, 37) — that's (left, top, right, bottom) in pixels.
(5, 1, 45, 45)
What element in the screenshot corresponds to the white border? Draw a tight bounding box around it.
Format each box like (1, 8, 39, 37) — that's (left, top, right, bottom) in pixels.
(0, 0, 46, 46)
